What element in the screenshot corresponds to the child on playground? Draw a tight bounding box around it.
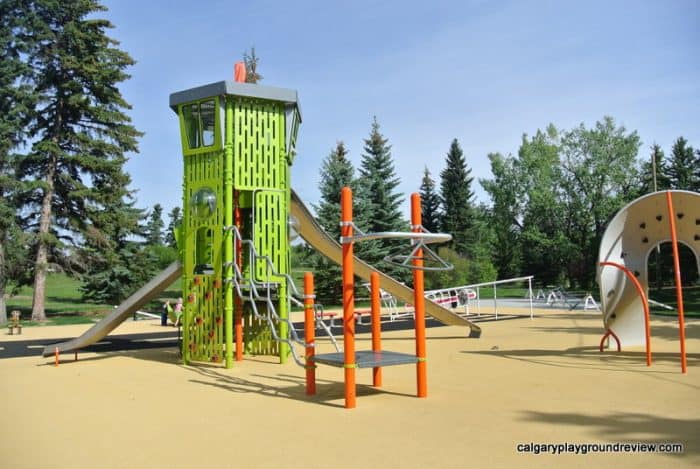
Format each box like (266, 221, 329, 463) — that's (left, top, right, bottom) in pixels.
(162, 300, 172, 326)
(173, 298, 183, 327)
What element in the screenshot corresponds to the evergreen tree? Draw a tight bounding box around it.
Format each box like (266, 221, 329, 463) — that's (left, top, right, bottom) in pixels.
(165, 206, 182, 248)
(0, 0, 36, 323)
(243, 47, 262, 84)
(12, 1, 143, 320)
(145, 204, 165, 246)
(310, 141, 354, 303)
(355, 117, 407, 281)
(639, 143, 670, 194)
(439, 139, 475, 255)
(418, 167, 441, 233)
(666, 137, 698, 191)
(80, 185, 154, 304)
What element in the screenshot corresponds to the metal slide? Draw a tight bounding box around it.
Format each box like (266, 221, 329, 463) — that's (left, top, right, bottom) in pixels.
(42, 261, 183, 356)
(291, 190, 482, 337)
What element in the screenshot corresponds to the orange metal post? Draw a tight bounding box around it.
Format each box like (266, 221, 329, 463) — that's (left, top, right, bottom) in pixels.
(599, 261, 651, 366)
(304, 272, 316, 395)
(665, 191, 688, 373)
(370, 272, 382, 387)
(234, 191, 243, 362)
(411, 193, 427, 397)
(341, 187, 356, 408)
(54, 347, 59, 367)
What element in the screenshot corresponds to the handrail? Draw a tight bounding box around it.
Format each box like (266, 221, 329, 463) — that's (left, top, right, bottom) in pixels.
(599, 261, 651, 366)
(225, 225, 339, 366)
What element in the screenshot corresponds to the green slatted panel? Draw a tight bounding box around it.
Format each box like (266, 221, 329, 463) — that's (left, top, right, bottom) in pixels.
(244, 311, 278, 356)
(183, 150, 225, 363)
(232, 97, 285, 191)
(254, 191, 287, 281)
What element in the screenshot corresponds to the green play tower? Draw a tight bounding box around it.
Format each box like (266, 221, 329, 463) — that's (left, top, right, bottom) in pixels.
(169, 80, 301, 368)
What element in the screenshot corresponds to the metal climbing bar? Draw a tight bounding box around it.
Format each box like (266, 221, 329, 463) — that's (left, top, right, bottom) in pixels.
(225, 225, 339, 367)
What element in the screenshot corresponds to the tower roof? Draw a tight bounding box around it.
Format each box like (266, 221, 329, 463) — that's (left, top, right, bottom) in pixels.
(169, 80, 302, 121)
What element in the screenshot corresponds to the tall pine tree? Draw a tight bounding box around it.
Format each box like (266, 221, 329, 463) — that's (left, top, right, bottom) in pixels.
(165, 206, 182, 248)
(145, 204, 165, 246)
(640, 143, 670, 194)
(355, 117, 406, 281)
(0, 0, 36, 323)
(418, 166, 441, 233)
(666, 137, 698, 191)
(439, 139, 475, 255)
(311, 141, 355, 303)
(13, 1, 143, 320)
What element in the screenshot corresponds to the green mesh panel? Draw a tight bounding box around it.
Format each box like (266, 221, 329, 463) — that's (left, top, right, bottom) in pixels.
(232, 97, 286, 191)
(244, 311, 279, 356)
(254, 190, 288, 281)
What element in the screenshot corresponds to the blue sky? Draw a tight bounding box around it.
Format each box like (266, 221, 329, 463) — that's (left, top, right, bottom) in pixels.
(99, 0, 700, 219)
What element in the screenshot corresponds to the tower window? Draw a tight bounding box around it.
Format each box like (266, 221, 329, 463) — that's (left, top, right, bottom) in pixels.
(182, 99, 217, 149)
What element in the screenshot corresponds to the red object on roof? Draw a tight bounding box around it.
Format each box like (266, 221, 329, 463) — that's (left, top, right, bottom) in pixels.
(234, 62, 247, 83)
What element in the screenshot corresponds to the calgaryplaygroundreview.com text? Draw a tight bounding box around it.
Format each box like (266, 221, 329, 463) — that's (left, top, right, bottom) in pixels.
(516, 442, 684, 455)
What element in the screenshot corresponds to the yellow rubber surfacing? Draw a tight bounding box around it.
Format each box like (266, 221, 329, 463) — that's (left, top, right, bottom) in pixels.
(1, 310, 698, 468)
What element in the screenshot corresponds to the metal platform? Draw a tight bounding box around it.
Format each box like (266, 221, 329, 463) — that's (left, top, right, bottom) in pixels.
(313, 350, 419, 369)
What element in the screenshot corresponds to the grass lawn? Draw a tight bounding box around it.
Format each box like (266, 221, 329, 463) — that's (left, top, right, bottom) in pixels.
(7, 272, 697, 327)
(648, 285, 700, 318)
(5, 273, 182, 327)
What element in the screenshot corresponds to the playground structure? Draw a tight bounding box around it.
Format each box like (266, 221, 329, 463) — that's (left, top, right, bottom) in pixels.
(597, 190, 700, 373)
(305, 189, 449, 407)
(43, 73, 480, 380)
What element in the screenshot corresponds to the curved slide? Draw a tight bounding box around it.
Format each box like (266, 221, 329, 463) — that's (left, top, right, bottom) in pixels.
(42, 261, 182, 356)
(291, 190, 482, 337)
(597, 190, 700, 346)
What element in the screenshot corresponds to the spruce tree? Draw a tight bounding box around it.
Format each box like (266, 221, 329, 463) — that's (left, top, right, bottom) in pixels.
(640, 143, 670, 194)
(165, 206, 182, 248)
(12, 1, 143, 320)
(80, 191, 154, 304)
(418, 166, 441, 233)
(145, 204, 165, 246)
(310, 141, 354, 303)
(355, 117, 407, 281)
(0, 0, 36, 323)
(666, 137, 698, 191)
(439, 139, 475, 255)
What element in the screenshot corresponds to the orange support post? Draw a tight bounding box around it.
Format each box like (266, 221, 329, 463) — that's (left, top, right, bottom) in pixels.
(341, 187, 356, 408)
(370, 272, 382, 387)
(304, 272, 316, 395)
(599, 261, 651, 366)
(234, 190, 243, 362)
(665, 191, 688, 373)
(411, 193, 427, 397)
(54, 347, 59, 367)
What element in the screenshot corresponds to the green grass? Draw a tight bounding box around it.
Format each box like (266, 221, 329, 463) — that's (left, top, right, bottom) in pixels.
(648, 285, 700, 318)
(6, 273, 183, 327)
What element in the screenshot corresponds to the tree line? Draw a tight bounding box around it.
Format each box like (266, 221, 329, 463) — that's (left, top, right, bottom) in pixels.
(303, 116, 700, 303)
(3, 1, 699, 323)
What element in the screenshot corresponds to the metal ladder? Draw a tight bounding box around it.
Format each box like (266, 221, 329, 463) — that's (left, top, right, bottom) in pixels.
(225, 226, 339, 366)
